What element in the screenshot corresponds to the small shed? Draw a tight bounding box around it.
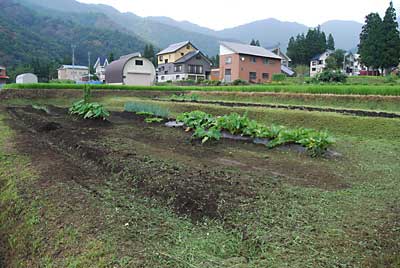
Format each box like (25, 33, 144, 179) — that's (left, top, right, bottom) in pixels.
(16, 73, 38, 84)
(105, 53, 156, 86)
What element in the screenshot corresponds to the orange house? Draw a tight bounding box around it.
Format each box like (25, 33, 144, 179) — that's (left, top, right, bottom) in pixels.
(219, 41, 281, 83)
(0, 66, 9, 85)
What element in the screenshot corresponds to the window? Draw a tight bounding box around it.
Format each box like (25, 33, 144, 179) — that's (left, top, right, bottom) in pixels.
(176, 75, 180, 79)
(263, 58, 269, 65)
(181, 53, 184, 56)
(262, 73, 269, 80)
(164, 59, 169, 64)
(174, 65, 182, 72)
(318, 60, 323, 65)
(225, 57, 232, 64)
(196, 55, 201, 60)
(159, 56, 163, 61)
(241, 57, 245, 61)
(250, 57, 257, 63)
(312, 68, 316, 71)
(188, 65, 203, 74)
(249, 72, 257, 80)
(161, 76, 165, 80)
(312, 61, 317, 66)
(135, 60, 143, 66)
(186, 45, 191, 49)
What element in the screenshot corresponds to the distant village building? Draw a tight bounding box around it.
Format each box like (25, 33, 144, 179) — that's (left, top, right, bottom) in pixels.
(105, 53, 156, 86)
(344, 53, 366, 76)
(94, 57, 109, 83)
(58, 65, 89, 81)
(219, 41, 281, 83)
(16, 73, 38, 84)
(157, 41, 212, 82)
(310, 50, 333, 77)
(272, 47, 295, 77)
(210, 69, 220, 81)
(0, 65, 9, 85)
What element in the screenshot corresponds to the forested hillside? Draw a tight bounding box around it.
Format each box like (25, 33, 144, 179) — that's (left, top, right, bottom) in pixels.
(0, 0, 147, 69)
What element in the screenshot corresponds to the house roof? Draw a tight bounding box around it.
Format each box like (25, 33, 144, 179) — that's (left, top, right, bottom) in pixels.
(174, 50, 212, 65)
(94, 57, 108, 68)
(311, 50, 334, 61)
(220, 41, 281, 60)
(0, 66, 5, 70)
(106, 52, 142, 83)
(59, 65, 88, 70)
(157, 41, 196, 55)
(272, 48, 291, 62)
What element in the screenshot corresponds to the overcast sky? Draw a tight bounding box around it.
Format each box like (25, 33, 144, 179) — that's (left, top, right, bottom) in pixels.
(78, 0, 399, 30)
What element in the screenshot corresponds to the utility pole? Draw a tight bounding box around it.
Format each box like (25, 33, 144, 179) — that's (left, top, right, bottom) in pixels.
(88, 51, 91, 82)
(71, 45, 76, 81)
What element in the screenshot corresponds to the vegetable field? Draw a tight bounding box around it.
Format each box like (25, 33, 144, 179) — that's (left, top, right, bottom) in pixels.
(0, 88, 399, 267)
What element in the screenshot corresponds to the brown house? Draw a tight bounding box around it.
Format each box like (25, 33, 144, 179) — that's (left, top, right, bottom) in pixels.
(0, 66, 9, 85)
(219, 41, 281, 83)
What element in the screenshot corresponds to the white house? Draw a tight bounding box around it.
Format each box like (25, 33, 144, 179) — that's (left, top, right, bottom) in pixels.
(94, 57, 109, 83)
(105, 53, 156, 86)
(310, 50, 333, 77)
(16, 73, 38, 84)
(58, 65, 89, 81)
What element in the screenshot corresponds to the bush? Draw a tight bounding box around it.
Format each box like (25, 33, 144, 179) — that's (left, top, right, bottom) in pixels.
(49, 79, 75, 84)
(272, 73, 286, 82)
(232, 79, 249, 86)
(317, 70, 347, 83)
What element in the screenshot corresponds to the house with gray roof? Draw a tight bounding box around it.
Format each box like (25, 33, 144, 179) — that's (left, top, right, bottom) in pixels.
(219, 41, 281, 83)
(310, 50, 333, 77)
(157, 41, 212, 82)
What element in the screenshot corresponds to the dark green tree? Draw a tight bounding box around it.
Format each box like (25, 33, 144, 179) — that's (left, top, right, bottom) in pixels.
(358, 13, 384, 70)
(382, 1, 400, 71)
(255, 40, 260, 46)
(325, 49, 346, 70)
(108, 52, 115, 63)
(287, 27, 328, 65)
(327, 34, 335, 50)
(250, 39, 256, 46)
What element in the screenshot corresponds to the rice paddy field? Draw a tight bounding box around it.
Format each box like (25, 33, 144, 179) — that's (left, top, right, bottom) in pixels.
(0, 85, 399, 267)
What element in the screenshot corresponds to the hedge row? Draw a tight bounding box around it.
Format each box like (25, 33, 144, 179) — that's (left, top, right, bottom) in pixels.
(4, 83, 400, 96)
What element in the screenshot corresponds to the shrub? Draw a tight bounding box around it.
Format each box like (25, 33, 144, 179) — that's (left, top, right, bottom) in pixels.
(272, 73, 286, 82)
(317, 70, 347, 83)
(124, 102, 169, 118)
(192, 126, 222, 144)
(176, 111, 215, 129)
(232, 79, 249, 86)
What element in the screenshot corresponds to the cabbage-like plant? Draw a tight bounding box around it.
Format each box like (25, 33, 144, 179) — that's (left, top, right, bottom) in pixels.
(69, 100, 110, 120)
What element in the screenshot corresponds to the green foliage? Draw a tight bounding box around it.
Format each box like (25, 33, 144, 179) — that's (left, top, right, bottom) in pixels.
(5, 83, 400, 96)
(327, 34, 335, 50)
(232, 79, 249, 86)
(176, 111, 215, 129)
(31, 104, 49, 114)
(69, 100, 110, 120)
(317, 70, 347, 83)
(124, 102, 170, 118)
(176, 111, 335, 156)
(49, 79, 76, 84)
(287, 26, 330, 65)
(382, 1, 400, 69)
(325, 50, 346, 70)
(1, 0, 146, 70)
(144, 117, 164, 123)
(192, 126, 222, 144)
(168, 94, 200, 102)
(272, 74, 287, 82)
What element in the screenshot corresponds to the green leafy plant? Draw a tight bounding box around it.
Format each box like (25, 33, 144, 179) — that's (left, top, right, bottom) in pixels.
(272, 73, 287, 82)
(176, 111, 215, 129)
(215, 113, 252, 135)
(298, 131, 336, 157)
(144, 117, 164, 123)
(192, 126, 222, 144)
(69, 100, 110, 120)
(137, 111, 154, 116)
(32, 104, 49, 114)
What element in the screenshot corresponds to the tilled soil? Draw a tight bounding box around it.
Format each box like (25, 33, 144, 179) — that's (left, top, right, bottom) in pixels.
(5, 105, 345, 221)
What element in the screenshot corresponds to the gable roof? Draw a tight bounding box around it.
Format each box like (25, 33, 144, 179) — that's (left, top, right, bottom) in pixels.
(281, 65, 295, 76)
(272, 48, 291, 62)
(174, 50, 212, 65)
(311, 50, 334, 61)
(94, 57, 108, 68)
(220, 41, 281, 60)
(157, 41, 196, 55)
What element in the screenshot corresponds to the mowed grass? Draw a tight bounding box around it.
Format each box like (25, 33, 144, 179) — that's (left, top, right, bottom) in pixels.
(1, 91, 400, 267)
(4, 82, 400, 96)
(174, 91, 400, 113)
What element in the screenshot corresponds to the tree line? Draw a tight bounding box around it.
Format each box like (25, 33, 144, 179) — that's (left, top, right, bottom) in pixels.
(286, 26, 335, 66)
(358, 1, 400, 73)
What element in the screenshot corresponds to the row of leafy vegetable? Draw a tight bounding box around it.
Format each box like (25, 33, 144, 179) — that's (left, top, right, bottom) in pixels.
(176, 111, 335, 157)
